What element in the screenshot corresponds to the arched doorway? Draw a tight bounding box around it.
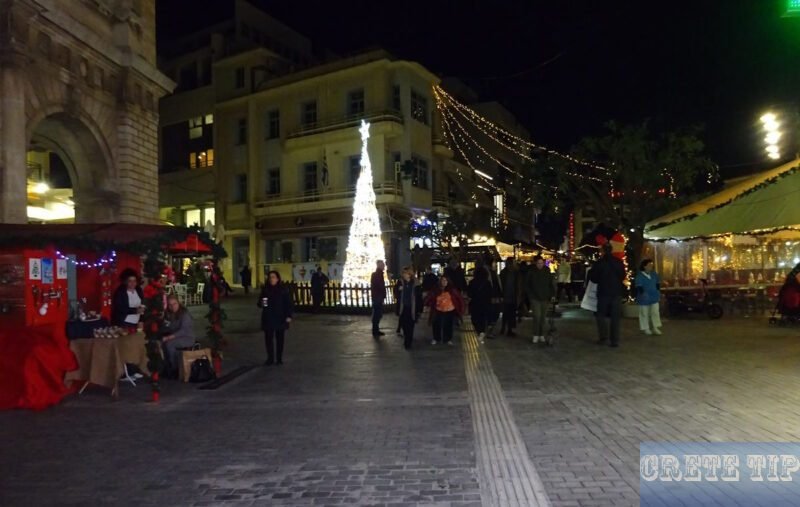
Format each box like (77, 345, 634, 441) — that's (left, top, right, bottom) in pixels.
(26, 113, 118, 223)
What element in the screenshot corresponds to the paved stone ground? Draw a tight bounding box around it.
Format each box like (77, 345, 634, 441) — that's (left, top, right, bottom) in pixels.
(1, 294, 798, 506)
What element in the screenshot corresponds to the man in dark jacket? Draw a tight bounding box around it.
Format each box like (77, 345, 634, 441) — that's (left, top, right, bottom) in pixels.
(371, 260, 387, 338)
(590, 244, 627, 347)
(499, 257, 521, 336)
(524, 256, 556, 344)
(310, 266, 329, 313)
(444, 259, 467, 293)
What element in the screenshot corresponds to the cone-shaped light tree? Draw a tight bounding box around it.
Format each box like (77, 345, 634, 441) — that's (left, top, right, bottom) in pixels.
(341, 121, 386, 300)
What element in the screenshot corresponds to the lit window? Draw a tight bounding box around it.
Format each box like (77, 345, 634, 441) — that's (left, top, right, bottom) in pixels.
(204, 149, 214, 167)
(204, 114, 214, 124)
(185, 209, 201, 227)
(189, 116, 203, 139)
(203, 207, 215, 226)
(189, 152, 197, 169)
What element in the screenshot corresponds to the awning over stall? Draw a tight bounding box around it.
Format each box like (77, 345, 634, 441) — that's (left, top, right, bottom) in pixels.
(646, 162, 800, 240)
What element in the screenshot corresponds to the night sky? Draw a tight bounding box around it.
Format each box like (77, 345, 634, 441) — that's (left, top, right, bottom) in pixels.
(158, 0, 800, 177)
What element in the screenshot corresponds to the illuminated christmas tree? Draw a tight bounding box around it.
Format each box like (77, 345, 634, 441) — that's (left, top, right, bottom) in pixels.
(341, 121, 386, 299)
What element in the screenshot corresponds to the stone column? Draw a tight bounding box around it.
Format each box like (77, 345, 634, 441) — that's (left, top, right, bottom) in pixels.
(0, 0, 37, 223)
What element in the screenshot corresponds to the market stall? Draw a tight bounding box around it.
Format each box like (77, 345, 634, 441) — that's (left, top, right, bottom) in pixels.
(0, 224, 224, 410)
(644, 161, 800, 313)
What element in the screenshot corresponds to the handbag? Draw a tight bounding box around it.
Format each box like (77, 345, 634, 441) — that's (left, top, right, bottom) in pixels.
(181, 346, 213, 382)
(581, 281, 598, 313)
(189, 356, 216, 383)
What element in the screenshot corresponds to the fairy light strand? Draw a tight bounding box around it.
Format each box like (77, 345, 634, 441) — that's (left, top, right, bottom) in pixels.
(54, 250, 117, 269)
(434, 85, 610, 173)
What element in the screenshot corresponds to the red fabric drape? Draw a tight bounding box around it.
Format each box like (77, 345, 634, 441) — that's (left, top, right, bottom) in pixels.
(0, 324, 78, 411)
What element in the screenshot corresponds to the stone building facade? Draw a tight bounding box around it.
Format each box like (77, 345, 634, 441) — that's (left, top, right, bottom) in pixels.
(0, 0, 173, 224)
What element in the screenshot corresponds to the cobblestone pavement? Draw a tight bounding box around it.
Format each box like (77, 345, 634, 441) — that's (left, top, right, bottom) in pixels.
(1, 294, 798, 506)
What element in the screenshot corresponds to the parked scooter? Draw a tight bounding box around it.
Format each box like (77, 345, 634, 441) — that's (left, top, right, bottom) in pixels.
(666, 279, 723, 319)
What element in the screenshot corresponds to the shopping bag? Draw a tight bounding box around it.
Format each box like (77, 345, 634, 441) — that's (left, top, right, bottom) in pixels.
(181, 347, 213, 383)
(580, 281, 598, 313)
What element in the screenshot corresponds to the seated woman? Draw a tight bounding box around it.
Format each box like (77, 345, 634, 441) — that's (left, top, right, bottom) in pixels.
(161, 294, 197, 378)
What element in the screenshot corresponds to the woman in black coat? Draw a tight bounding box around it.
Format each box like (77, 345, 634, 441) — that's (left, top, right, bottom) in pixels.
(467, 265, 493, 343)
(257, 270, 293, 365)
(111, 268, 144, 331)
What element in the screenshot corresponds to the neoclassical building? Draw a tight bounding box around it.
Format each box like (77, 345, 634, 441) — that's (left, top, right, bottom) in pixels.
(0, 0, 173, 224)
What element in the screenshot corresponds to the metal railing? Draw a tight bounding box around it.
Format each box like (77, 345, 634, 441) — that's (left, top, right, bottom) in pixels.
(287, 109, 403, 139)
(255, 182, 402, 210)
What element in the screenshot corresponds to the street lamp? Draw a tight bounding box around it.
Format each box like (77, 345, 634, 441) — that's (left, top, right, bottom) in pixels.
(761, 112, 782, 161)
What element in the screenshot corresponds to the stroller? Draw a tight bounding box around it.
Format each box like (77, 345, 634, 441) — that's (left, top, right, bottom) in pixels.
(541, 300, 559, 347)
(769, 265, 800, 326)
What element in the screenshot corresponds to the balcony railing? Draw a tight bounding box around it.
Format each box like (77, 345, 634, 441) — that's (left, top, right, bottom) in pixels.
(255, 182, 403, 210)
(287, 109, 403, 139)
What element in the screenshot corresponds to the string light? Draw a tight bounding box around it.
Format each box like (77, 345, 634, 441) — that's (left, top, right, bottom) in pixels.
(434, 86, 610, 174)
(433, 86, 605, 184)
(341, 121, 387, 300)
(55, 250, 117, 269)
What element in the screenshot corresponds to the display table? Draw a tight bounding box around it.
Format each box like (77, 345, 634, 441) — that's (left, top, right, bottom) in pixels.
(65, 332, 151, 396)
(65, 318, 110, 340)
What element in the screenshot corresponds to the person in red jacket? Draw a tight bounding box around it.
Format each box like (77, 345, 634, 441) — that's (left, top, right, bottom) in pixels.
(425, 276, 465, 346)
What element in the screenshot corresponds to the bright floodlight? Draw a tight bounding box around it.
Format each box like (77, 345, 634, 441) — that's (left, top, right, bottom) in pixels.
(765, 132, 782, 144)
(768, 152, 781, 160)
(766, 145, 780, 153)
(761, 113, 777, 123)
(32, 182, 49, 194)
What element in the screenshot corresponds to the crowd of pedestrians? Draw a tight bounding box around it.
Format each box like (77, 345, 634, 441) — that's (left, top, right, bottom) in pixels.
(251, 247, 666, 363)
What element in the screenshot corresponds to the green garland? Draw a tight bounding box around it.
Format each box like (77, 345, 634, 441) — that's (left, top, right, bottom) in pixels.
(141, 257, 166, 396)
(0, 225, 227, 259)
(205, 260, 228, 357)
(648, 226, 800, 243)
(646, 166, 799, 234)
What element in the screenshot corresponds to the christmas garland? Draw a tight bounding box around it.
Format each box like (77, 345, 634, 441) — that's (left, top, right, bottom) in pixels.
(205, 260, 227, 358)
(141, 258, 166, 401)
(647, 226, 800, 243)
(0, 225, 226, 259)
(646, 166, 799, 233)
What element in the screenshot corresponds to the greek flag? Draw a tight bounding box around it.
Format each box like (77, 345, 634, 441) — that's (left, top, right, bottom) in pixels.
(321, 147, 330, 188)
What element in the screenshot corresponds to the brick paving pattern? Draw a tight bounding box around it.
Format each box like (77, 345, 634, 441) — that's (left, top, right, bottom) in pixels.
(1, 295, 798, 506)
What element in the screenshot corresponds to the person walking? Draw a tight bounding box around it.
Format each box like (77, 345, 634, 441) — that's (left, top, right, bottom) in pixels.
(486, 259, 503, 338)
(444, 258, 467, 293)
(517, 261, 530, 323)
(258, 270, 293, 365)
(499, 257, 521, 336)
(240, 264, 252, 294)
(524, 256, 556, 344)
(371, 260, 387, 338)
(635, 259, 662, 335)
(310, 266, 329, 313)
(556, 258, 572, 303)
(468, 265, 493, 344)
(425, 276, 465, 346)
(590, 244, 627, 347)
(396, 267, 417, 349)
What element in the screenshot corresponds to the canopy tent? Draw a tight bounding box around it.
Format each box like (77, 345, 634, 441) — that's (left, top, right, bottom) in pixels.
(646, 162, 800, 241)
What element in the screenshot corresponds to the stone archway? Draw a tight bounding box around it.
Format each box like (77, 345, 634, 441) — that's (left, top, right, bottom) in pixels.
(0, 0, 174, 224)
(28, 112, 119, 223)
